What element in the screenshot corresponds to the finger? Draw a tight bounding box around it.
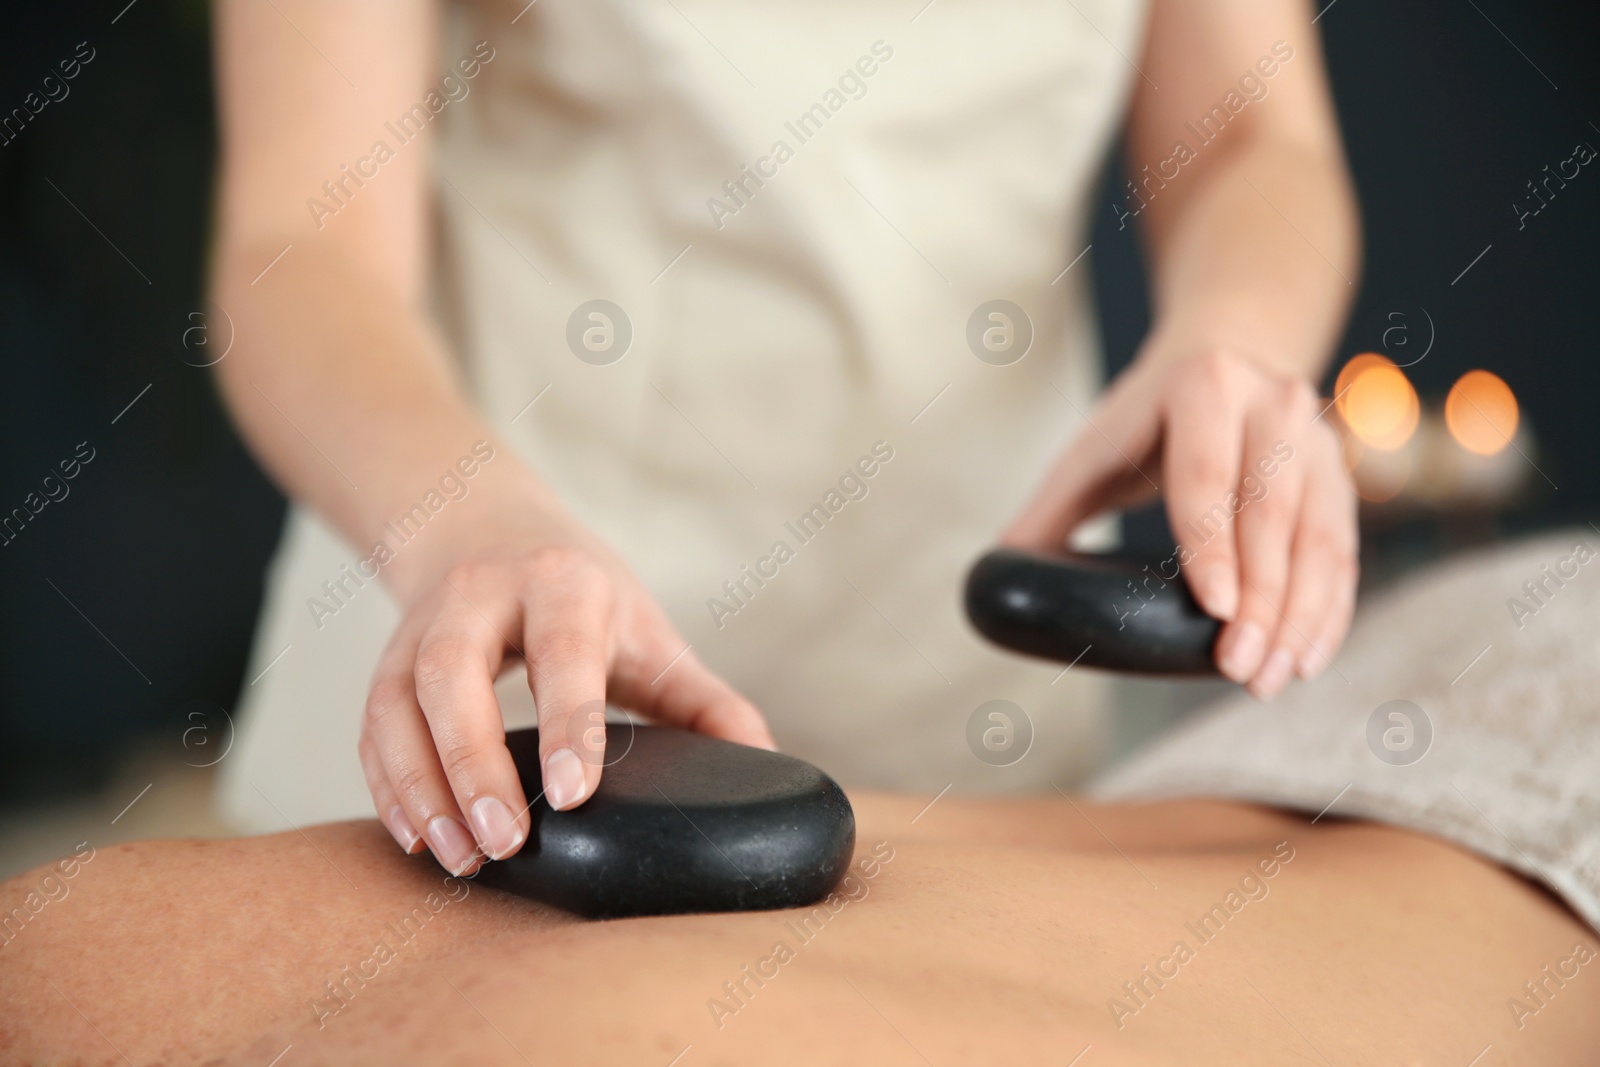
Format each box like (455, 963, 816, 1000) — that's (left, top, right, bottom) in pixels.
(521, 551, 613, 811)
(1217, 399, 1310, 688)
(359, 731, 423, 855)
(412, 576, 531, 860)
(365, 627, 485, 876)
(1302, 558, 1357, 679)
(1163, 356, 1249, 622)
(612, 618, 777, 750)
(1002, 377, 1164, 552)
(1257, 454, 1354, 696)
(1297, 459, 1359, 679)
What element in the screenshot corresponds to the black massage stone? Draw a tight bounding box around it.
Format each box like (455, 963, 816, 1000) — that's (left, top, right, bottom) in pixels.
(965, 549, 1221, 675)
(472, 725, 855, 919)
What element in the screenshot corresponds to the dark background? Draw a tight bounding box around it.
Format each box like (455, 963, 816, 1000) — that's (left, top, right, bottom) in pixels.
(1099, 1, 1600, 561)
(1, 1, 1596, 809)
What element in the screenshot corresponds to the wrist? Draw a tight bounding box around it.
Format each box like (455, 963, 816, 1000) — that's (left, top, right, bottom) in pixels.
(374, 458, 573, 607)
(1136, 321, 1328, 384)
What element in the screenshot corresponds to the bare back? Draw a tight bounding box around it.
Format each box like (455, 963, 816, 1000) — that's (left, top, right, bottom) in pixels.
(4, 794, 1595, 1065)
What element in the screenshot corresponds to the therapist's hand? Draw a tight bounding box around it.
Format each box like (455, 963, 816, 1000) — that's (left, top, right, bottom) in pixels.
(1003, 345, 1358, 700)
(358, 498, 775, 875)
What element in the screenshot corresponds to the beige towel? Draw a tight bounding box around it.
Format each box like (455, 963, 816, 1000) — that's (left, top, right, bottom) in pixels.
(1095, 528, 1600, 931)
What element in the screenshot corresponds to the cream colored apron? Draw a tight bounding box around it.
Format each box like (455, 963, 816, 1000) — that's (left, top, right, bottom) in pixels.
(220, 0, 1149, 829)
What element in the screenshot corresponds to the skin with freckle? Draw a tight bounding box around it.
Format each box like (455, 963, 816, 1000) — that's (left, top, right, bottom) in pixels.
(2, 794, 1596, 1065)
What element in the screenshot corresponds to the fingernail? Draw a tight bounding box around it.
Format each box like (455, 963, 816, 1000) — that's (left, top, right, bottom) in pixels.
(469, 796, 524, 860)
(1219, 622, 1266, 682)
(1251, 648, 1295, 700)
(1298, 645, 1329, 680)
(1192, 565, 1238, 621)
(544, 747, 589, 810)
(386, 805, 422, 854)
(426, 816, 479, 875)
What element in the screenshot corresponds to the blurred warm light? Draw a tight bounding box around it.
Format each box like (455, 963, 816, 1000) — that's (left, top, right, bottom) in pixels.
(1331, 363, 1533, 512)
(1335, 353, 1419, 451)
(1445, 370, 1519, 456)
(1352, 440, 1411, 503)
(1334, 352, 1393, 408)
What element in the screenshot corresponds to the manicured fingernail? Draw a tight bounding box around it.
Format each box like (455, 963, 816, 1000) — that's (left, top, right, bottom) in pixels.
(1251, 648, 1295, 700)
(1192, 565, 1238, 622)
(544, 747, 589, 810)
(469, 796, 524, 860)
(1298, 645, 1329, 680)
(386, 805, 422, 854)
(426, 816, 479, 875)
(1219, 622, 1267, 682)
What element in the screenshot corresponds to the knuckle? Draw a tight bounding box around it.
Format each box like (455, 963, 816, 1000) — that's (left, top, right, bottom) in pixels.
(530, 628, 592, 667)
(1251, 490, 1297, 528)
(390, 764, 434, 806)
(1311, 549, 1355, 582)
(1251, 513, 1295, 545)
(523, 544, 599, 583)
(1193, 458, 1238, 491)
(1191, 349, 1243, 387)
(444, 559, 490, 589)
(438, 739, 495, 785)
(413, 642, 475, 696)
(1298, 523, 1344, 560)
(364, 677, 412, 727)
(1171, 449, 1235, 492)
(1277, 376, 1317, 412)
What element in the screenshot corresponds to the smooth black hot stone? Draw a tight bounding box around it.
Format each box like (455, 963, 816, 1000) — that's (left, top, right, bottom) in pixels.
(965, 549, 1221, 675)
(471, 725, 856, 919)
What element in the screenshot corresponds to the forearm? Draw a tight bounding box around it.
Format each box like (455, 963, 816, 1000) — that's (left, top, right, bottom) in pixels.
(1139, 133, 1361, 382)
(210, 238, 561, 603)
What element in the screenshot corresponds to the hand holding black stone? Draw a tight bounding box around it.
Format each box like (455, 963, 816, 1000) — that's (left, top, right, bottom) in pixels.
(467, 725, 856, 919)
(965, 549, 1221, 674)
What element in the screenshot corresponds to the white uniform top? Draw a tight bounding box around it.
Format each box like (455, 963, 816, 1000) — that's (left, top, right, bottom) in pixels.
(220, 0, 1149, 829)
